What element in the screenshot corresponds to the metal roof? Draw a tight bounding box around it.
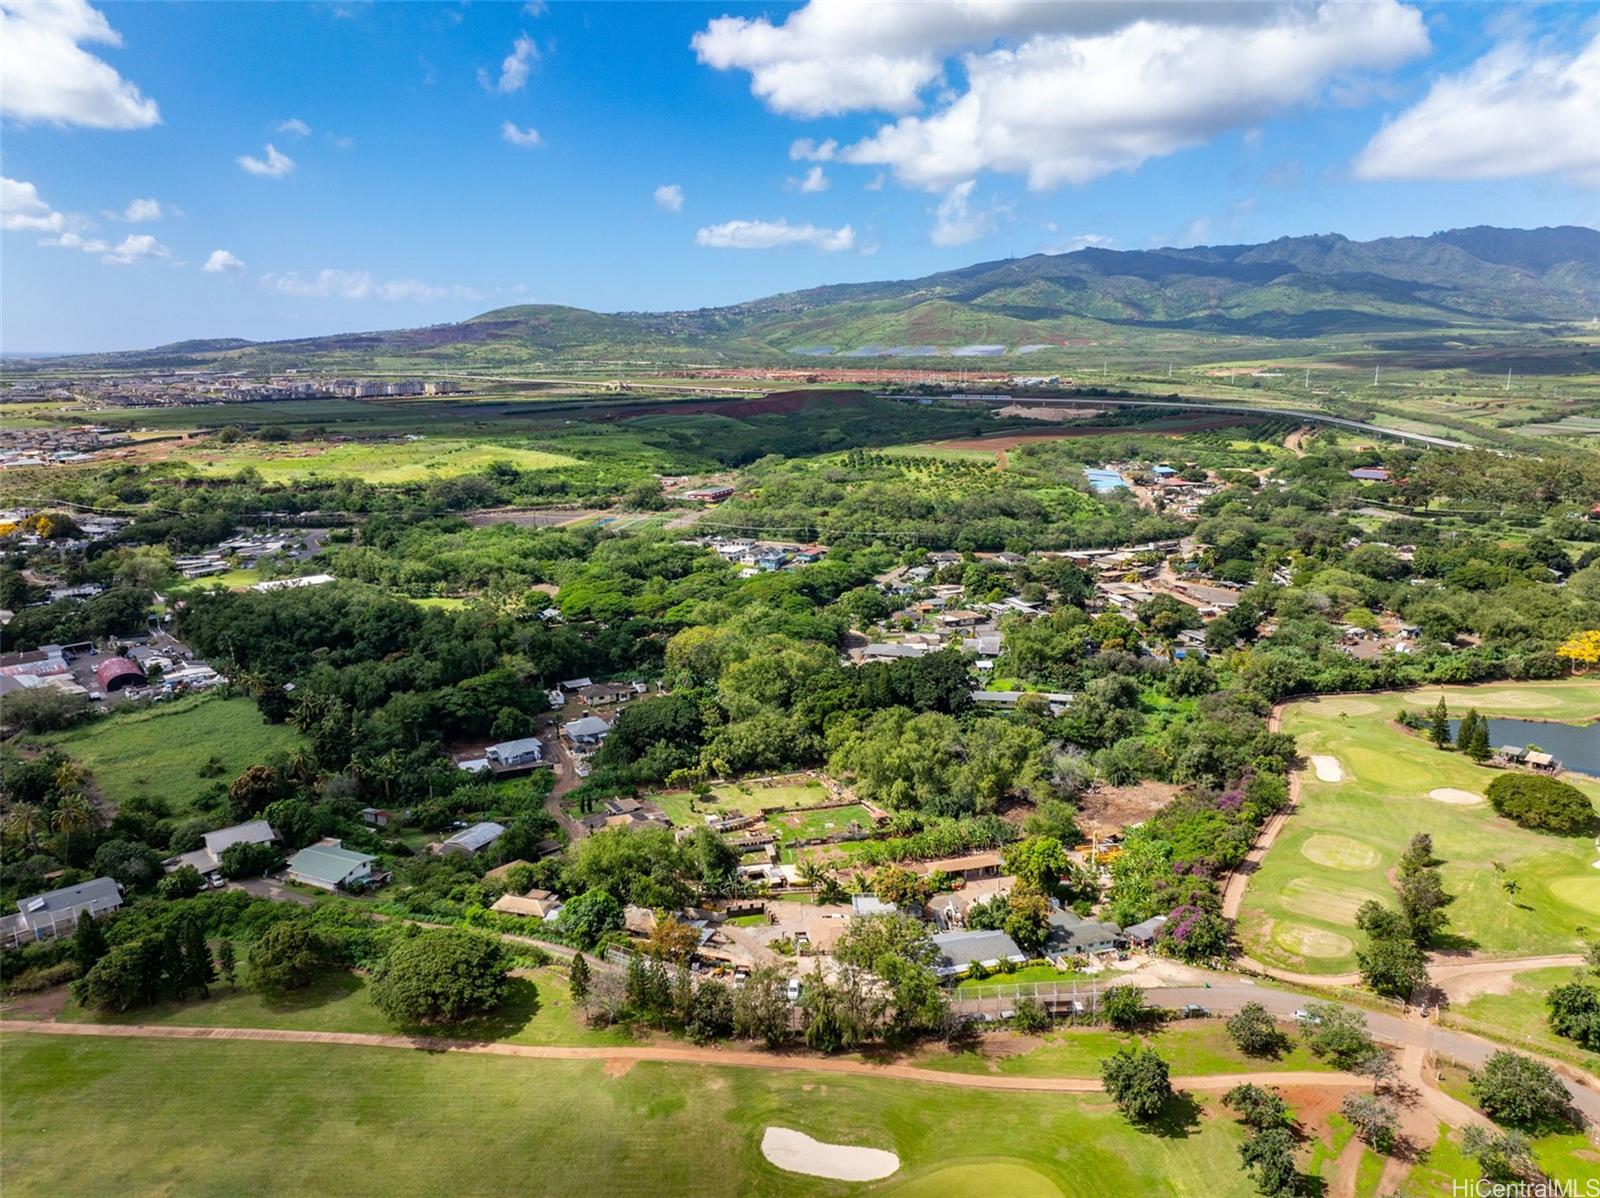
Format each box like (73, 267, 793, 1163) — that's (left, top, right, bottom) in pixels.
(930, 928, 1024, 970)
(442, 821, 506, 853)
(286, 843, 375, 886)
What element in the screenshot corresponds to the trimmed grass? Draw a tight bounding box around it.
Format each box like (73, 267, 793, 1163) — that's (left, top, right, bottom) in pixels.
(0, 1034, 1264, 1197)
(1239, 681, 1600, 979)
(911, 1020, 1332, 1079)
(188, 437, 580, 483)
(57, 965, 635, 1048)
(954, 964, 1093, 991)
(37, 694, 302, 817)
(647, 778, 833, 827)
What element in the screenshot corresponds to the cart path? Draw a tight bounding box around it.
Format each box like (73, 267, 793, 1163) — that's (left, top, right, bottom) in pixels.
(0, 1019, 1369, 1094)
(1220, 703, 1298, 921)
(1232, 951, 1588, 992)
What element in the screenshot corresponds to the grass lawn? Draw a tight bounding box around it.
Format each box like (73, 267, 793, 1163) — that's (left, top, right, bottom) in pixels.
(954, 964, 1094, 991)
(648, 778, 833, 827)
(56, 964, 635, 1048)
(188, 437, 581, 483)
(911, 1020, 1332, 1080)
(1420, 1064, 1600, 1193)
(37, 694, 302, 817)
(1239, 680, 1600, 978)
(1445, 967, 1600, 1071)
(0, 1033, 1265, 1197)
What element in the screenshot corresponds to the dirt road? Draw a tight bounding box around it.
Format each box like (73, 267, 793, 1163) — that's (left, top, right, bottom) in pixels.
(0, 1018, 1367, 1095)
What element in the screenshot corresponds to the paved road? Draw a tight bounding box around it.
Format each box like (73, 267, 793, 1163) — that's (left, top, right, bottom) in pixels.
(1144, 984, 1600, 1125)
(0, 1019, 1367, 1095)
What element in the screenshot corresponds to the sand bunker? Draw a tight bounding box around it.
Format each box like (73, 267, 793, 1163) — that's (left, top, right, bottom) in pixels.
(761, 1128, 900, 1182)
(1429, 788, 1483, 806)
(1309, 755, 1345, 782)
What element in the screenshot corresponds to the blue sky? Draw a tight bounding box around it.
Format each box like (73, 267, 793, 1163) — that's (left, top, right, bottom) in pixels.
(2, 0, 1596, 352)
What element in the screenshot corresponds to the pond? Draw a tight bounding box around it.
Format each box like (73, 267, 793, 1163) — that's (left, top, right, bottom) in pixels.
(1449, 716, 1600, 777)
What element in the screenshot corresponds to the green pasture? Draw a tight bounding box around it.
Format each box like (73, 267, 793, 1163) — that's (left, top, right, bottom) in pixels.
(0, 1032, 1264, 1198)
(1238, 681, 1600, 979)
(1445, 967, 1600, 1071)
(646, 778, 833, 827)
(36, 693, 302, 817)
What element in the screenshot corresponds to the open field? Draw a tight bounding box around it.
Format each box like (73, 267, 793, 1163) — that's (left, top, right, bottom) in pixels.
(0, 1032, 1265, 1198)
(1239, 681, 1600, 978)
(35, 694, 302, 817)
(646, 778, 834, 826)
(57, 966, 636, 1049)
(185, 437, 580, 483)
(1444, 967, 1600, 1072)
(1428, 1063, 1600, 1192)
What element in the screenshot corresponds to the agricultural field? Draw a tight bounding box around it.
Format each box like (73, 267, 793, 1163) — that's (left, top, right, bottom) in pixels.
(185, 437, 581, 483)
(1238, 680, 1600, 978)
(35, 694, 302, 818)
(0, 1033, 1266, 1198)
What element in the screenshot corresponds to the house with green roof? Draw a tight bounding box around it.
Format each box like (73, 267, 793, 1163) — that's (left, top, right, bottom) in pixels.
(285, 839, 378, 892)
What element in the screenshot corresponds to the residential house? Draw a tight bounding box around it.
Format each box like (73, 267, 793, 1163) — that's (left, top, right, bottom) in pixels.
(166, 819, 277, 877)
(929, 928, 1027, 978)
(1123, 915, 1167, 947)
(562, 715, 611, 752)
(1044, 908, 1122, 958)
(285, 839, 378, 891)
(1, 877, 122, 946)
(910, 851, 1004, 884)
(484, 737, 545, 769)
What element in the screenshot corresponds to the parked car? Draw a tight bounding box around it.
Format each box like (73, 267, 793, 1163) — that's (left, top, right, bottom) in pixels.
(786, 979, 802, 1003)
(1180, 1004, 1208, 1018)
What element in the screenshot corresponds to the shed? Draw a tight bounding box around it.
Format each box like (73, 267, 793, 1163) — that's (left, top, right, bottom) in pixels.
(439, 821, 506, 857)
(94, 656, 147, 692)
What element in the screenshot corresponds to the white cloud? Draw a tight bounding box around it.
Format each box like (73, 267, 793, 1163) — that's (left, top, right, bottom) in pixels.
(1354, 33, 1600, 182)
(480, 32, 539, 94)
(500, 121, 543, 148)
(694, 218, 856, 252)
(261, 268, 483, 302)
(121, 196, 163, 222)
(654, 183, 685, 212)
(791, 165, 830, 193)
(276, 116, 312, 137)
(843, 5, 1430, 191)
(0, 0, 160, 129)
(1042, 232, 1113, 254)
(1, 177, 67, 233)
(101, 233, 171, 265)
(929, 179, 999, 246)
(237, 143, 295, 178)
(696, 2, 1429, 190)
(41, 230, 110, 253)
(789, 137, 837, 162)
(864, 172, 886, 191)
(202, 249, 246, 273)
(522, 0, 547, 15)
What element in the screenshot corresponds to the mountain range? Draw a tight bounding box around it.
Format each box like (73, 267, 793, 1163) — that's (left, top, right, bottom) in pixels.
(17, 225, 1600, 372)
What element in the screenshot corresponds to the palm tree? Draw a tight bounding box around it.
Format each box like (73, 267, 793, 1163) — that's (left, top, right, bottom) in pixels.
(51, 792, 95, 857)
(285, 747, 320, 791)
(3, 804, 44, 852)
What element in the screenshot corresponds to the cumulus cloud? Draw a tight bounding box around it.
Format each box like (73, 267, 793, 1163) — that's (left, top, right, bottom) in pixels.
(238, 143, 295, 178)
(789, 137, 837, 162)
(929, 179, 999, 246)
(790, 165, 830, 193)
(1354, 33, 1600, 182)
(694, 218, 856, 252)
(121, 197, 163, 222)
(0, 0, 160, 129)
(481, 32, 539, 93)
(1, 177, 68, 233)
(500, 121, 543, 148)
(41, 230, 110, 253)
(261, 268, 483, 302)
(276, 116, 312, 137)
(843, 5, 1430, 190)
(696, 1, 1429, 191)
(101, 233, 171, 264)
(654, 183, 685, 212)
(203, 249, 246, 273)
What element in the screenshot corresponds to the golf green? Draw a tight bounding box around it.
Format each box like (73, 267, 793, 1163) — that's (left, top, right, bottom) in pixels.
(888, 1161, 1064, 1197)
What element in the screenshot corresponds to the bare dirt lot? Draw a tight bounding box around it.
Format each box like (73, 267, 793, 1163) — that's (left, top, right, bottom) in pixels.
(1077, 779, 1182, 836)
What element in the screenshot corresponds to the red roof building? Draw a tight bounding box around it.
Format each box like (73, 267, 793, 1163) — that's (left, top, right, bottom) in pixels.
(94, 656, 147, 693)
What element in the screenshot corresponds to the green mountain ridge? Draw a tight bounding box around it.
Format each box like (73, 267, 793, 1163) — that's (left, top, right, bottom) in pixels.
(13, 225, 1597, 373)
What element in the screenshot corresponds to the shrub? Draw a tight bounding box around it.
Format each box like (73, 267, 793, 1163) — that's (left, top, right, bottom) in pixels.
(1546, 981, 1600, 1051)
(1100, 1047, 1172, 1122)
(1486, 774, 1596, 836)
(1226, 1003, 1285, 1057)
